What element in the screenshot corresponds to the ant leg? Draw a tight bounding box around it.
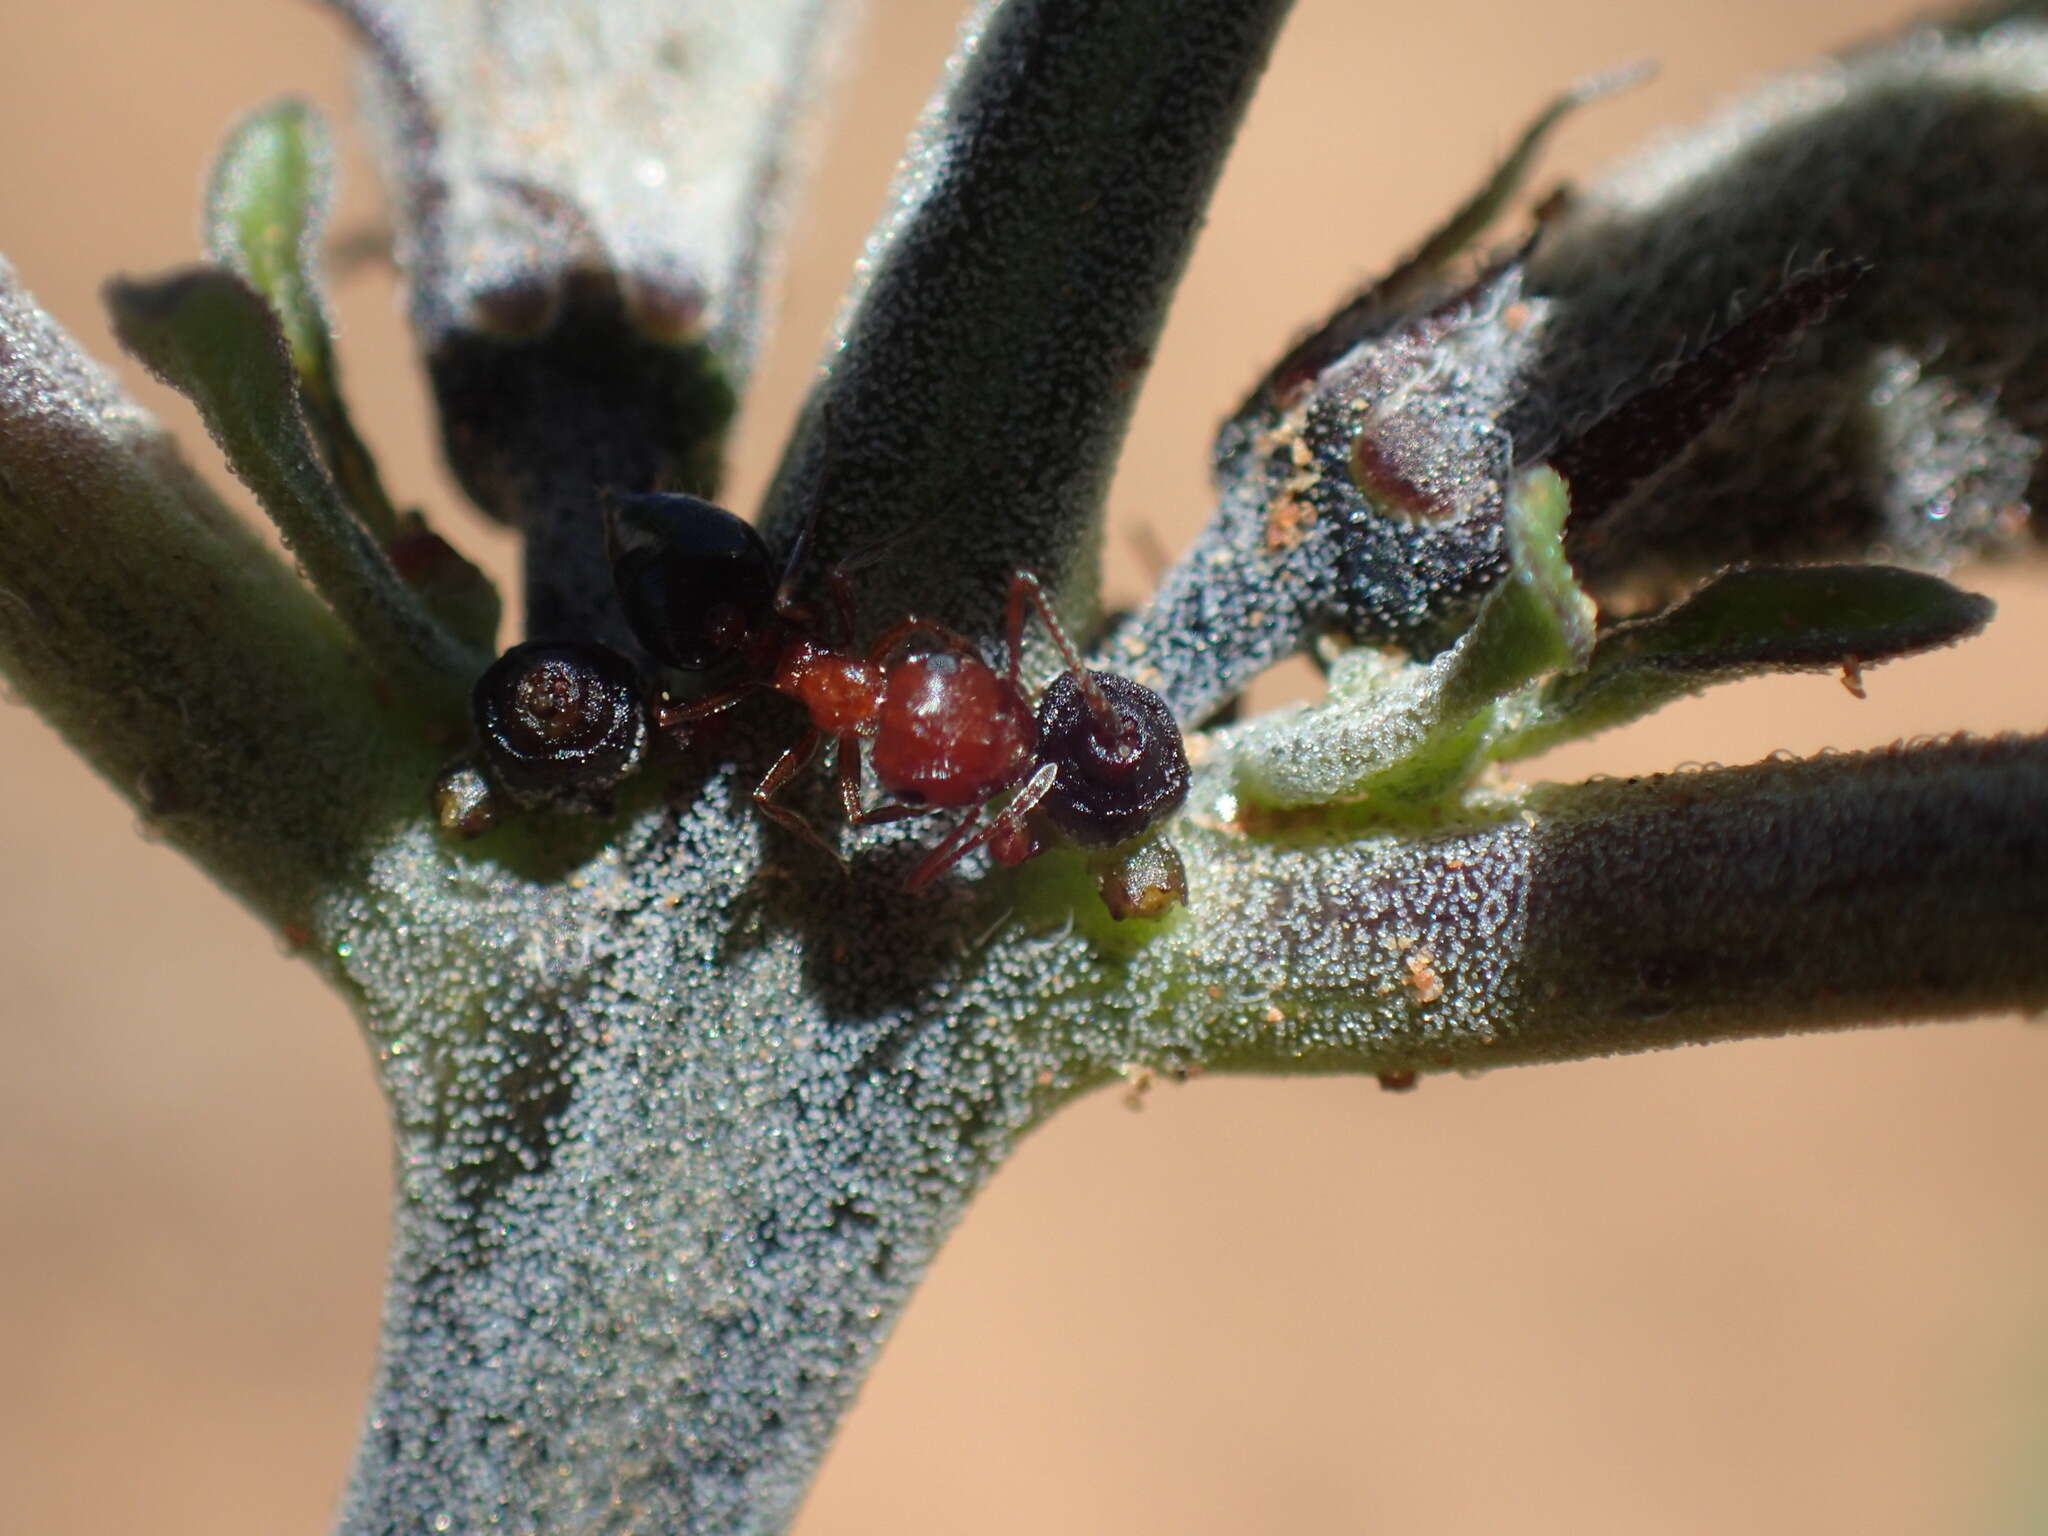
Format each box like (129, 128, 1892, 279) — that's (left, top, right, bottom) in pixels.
(836, 731, 864, 823)
(903, 808, 988, 892)
(979, 760, 1059, 868)
(773, 401, 839, 615)
(754, 729, 844, 868)
(1006, 572, 1085, 681)
(773, 400, 910, 642)
(835, 734, 939, 828)
(806, 535, 914, 647)
(660, 683, 757, 725)
(1006, 571, 1117, 729)
(826, 566, 860, 649)
(904, 762, 1058, 891)
(863, 614, 979, 669)
(653, 682, 761, 747)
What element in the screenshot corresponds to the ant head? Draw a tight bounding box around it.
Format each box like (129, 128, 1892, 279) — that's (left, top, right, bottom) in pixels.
(606, 491, 777, 674)
(472, 639, 648, 811)
(1032, 670, 1189, 847)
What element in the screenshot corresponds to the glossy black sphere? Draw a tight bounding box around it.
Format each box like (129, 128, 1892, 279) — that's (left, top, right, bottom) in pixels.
(1033, 670, 1189, 848)
(607, 491, 777, 674)
(473, 640, 648, 811)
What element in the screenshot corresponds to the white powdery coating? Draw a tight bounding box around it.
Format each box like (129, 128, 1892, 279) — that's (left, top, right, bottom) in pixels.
(315, 724, 1497, 1533)
(316, 773, 1103, 1533)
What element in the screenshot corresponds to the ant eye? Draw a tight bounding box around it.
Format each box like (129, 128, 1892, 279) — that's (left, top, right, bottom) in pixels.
(1033, 671, 1189, 847)
(606, 492, 777, 673)
(472, 640, 648, 811)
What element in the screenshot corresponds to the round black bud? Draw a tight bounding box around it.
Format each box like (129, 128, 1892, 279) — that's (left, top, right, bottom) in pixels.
(606, 491, 777, 674)
(473, 640, 648, 812)
(1033, 671, 1190, 848)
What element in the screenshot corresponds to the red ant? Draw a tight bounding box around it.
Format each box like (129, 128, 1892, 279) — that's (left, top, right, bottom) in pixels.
(604, 487, 1189, 897)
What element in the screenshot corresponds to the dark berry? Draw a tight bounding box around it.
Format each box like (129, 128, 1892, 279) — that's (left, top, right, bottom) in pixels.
(473, 640, 648, 811)
(606, 491, 777, 674)
(1033, 671, 1189, 848)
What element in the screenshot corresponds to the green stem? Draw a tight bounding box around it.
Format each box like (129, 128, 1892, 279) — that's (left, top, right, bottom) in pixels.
(1109, 734, 2048, 1078)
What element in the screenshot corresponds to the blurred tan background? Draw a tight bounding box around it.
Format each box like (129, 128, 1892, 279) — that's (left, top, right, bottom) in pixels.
(3, 0, 2047, 1531)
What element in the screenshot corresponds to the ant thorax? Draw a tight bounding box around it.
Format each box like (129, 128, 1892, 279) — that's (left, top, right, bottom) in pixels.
(773, 637, 883, 736)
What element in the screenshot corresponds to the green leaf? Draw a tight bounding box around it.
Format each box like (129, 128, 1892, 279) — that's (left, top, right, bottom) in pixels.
(0, 258, 422, 927)
(107, 267, 481, 717)
(1446, 464, 1595, 702)
(206, 97, 401, 542)
(1493, 564, 1994, 760)
(206, 100, 330, 386)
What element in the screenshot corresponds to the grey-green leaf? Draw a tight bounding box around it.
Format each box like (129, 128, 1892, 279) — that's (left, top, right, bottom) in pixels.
(106, 266, 481, 716)
(1493, 564, 1994, 760)
(206, 96, 401, 541)
(0, 257, 427, 925)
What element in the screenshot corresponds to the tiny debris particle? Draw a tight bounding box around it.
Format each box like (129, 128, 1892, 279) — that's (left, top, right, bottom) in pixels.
(1263, 491, 1316, 553)
(1263, 1004, 1286, 1025)
(135, 763, 184, 817)
(1034, 1068, 1054, 1089)
(1406, 951, 1443, 1004)
(432, 763, 500, 838)
(1119, 1064, 1155, 1110)
(1377, 1070, 1419, 1093)
(1840, 656, 1867, 699)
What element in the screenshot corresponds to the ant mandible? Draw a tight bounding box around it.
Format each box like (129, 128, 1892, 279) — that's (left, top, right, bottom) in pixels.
(605, 481, 1189, 900)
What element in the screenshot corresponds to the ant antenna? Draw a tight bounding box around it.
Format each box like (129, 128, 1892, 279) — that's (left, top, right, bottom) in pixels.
(1005, 573, 1124, 745)
(904, 761, 1059, 891)
(777, 398, 917, 642)
(773, 399, 839, 613)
